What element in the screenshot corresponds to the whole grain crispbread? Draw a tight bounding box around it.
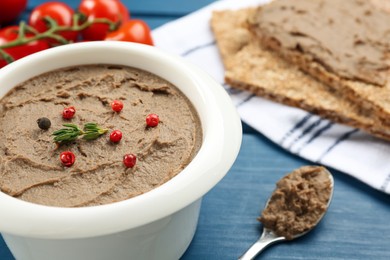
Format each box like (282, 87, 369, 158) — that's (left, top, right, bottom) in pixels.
(210, 8, 390, 140)
(248, 0, 390, 127)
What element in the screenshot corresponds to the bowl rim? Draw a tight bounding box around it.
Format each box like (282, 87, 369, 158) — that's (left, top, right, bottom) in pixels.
(0, 42, 242, 239)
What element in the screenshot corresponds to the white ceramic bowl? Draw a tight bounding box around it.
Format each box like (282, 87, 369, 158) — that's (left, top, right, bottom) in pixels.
(0, 42, 242, 260)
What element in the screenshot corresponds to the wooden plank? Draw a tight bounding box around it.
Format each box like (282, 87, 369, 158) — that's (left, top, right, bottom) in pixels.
(182, 134, 390, 260)
(124, 0, 216, 15)
(27, 0, 216, 16)
(24, 0, 217, 30)
(1, 1, 390, 260)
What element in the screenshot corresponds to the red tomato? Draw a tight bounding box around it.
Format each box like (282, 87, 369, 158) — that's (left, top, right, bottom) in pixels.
(29, 2, 78, 44)
(105, 20, 154, 46)
(78, 0, 130, 41)
(0, 0, 27, 24)
(0, 26, 50, 68)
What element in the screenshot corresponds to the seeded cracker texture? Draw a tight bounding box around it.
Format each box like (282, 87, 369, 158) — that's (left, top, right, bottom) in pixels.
(248, 0, 390, 127)
(210, 8, 390, 140)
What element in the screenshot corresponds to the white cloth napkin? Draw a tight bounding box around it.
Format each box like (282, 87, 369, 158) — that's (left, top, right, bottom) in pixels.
(152, 0, 390, 194)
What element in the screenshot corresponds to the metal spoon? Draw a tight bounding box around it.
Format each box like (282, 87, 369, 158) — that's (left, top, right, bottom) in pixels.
(238, 168, 334, 260)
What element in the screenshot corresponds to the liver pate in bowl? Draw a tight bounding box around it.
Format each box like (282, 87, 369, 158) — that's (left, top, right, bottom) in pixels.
(0, 42, 242, 260)
(1, 64, 202, 207)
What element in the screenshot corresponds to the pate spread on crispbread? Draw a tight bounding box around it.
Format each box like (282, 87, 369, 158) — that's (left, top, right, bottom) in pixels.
(211, 7, 390, 140)
(248, 0, 390, 127)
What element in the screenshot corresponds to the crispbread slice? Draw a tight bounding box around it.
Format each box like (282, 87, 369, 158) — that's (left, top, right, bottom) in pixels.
(210, 8, 390, 140)
(248, 0, 390, 127)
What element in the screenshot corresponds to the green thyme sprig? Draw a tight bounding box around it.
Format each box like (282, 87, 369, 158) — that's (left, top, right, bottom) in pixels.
(83, 123, 109, 140)
(52, 123, 108, 144)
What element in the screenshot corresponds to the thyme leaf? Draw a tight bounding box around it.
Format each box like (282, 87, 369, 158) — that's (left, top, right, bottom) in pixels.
(52, 123, 108, 144)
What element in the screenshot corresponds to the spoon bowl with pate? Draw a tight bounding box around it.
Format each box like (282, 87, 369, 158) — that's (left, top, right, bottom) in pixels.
(239, 166, 334, 260)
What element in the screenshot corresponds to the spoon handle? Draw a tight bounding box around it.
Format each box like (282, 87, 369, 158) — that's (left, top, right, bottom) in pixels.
(238, 228, 285, 260)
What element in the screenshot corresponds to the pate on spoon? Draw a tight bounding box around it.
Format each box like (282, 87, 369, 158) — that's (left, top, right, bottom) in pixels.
(239, 166, 334, 260)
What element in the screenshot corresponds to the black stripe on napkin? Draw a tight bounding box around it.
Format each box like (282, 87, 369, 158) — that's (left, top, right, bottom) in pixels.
(236, 94, 256, 107)
(286, 117, 323, 150)
(224, 84, 243, 95)
(295, 121, 334, 154)
(380, 173, 390, 192)
(316, 128, 359, 162)
(181, 41, 216, 57)
(279, 113, 313, 145)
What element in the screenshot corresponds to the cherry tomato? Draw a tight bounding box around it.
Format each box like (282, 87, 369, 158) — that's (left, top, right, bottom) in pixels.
(105, 20, 154, 46)
(0, 0, 27, 25)
(29, 2, 79, 44)
(78, 0, 130, 41)
(0, 26, 50, 68)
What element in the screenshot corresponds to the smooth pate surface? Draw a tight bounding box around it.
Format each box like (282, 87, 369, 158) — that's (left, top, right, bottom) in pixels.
(250, 0, 390, 86)
(0, 65, 202, 207)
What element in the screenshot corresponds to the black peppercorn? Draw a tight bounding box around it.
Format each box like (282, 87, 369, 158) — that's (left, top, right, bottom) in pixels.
(37, 117, 51, 130)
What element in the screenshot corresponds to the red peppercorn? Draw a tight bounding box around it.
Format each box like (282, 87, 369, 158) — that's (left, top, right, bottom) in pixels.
(111, 100, 123, 112)
(60, 151, 75, 167)
(110, 130, 122, 143)
(146, 113, 159, 127)
(62, 106, 76, 119)
(123, 153, 137, 168)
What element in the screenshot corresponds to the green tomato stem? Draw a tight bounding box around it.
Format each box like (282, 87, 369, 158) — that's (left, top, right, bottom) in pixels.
(0, 49, 14, 63)
(0, 14, 118, 64)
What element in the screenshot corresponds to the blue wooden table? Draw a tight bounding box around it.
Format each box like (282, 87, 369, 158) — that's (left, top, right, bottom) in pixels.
(1, 1, 390, 259)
